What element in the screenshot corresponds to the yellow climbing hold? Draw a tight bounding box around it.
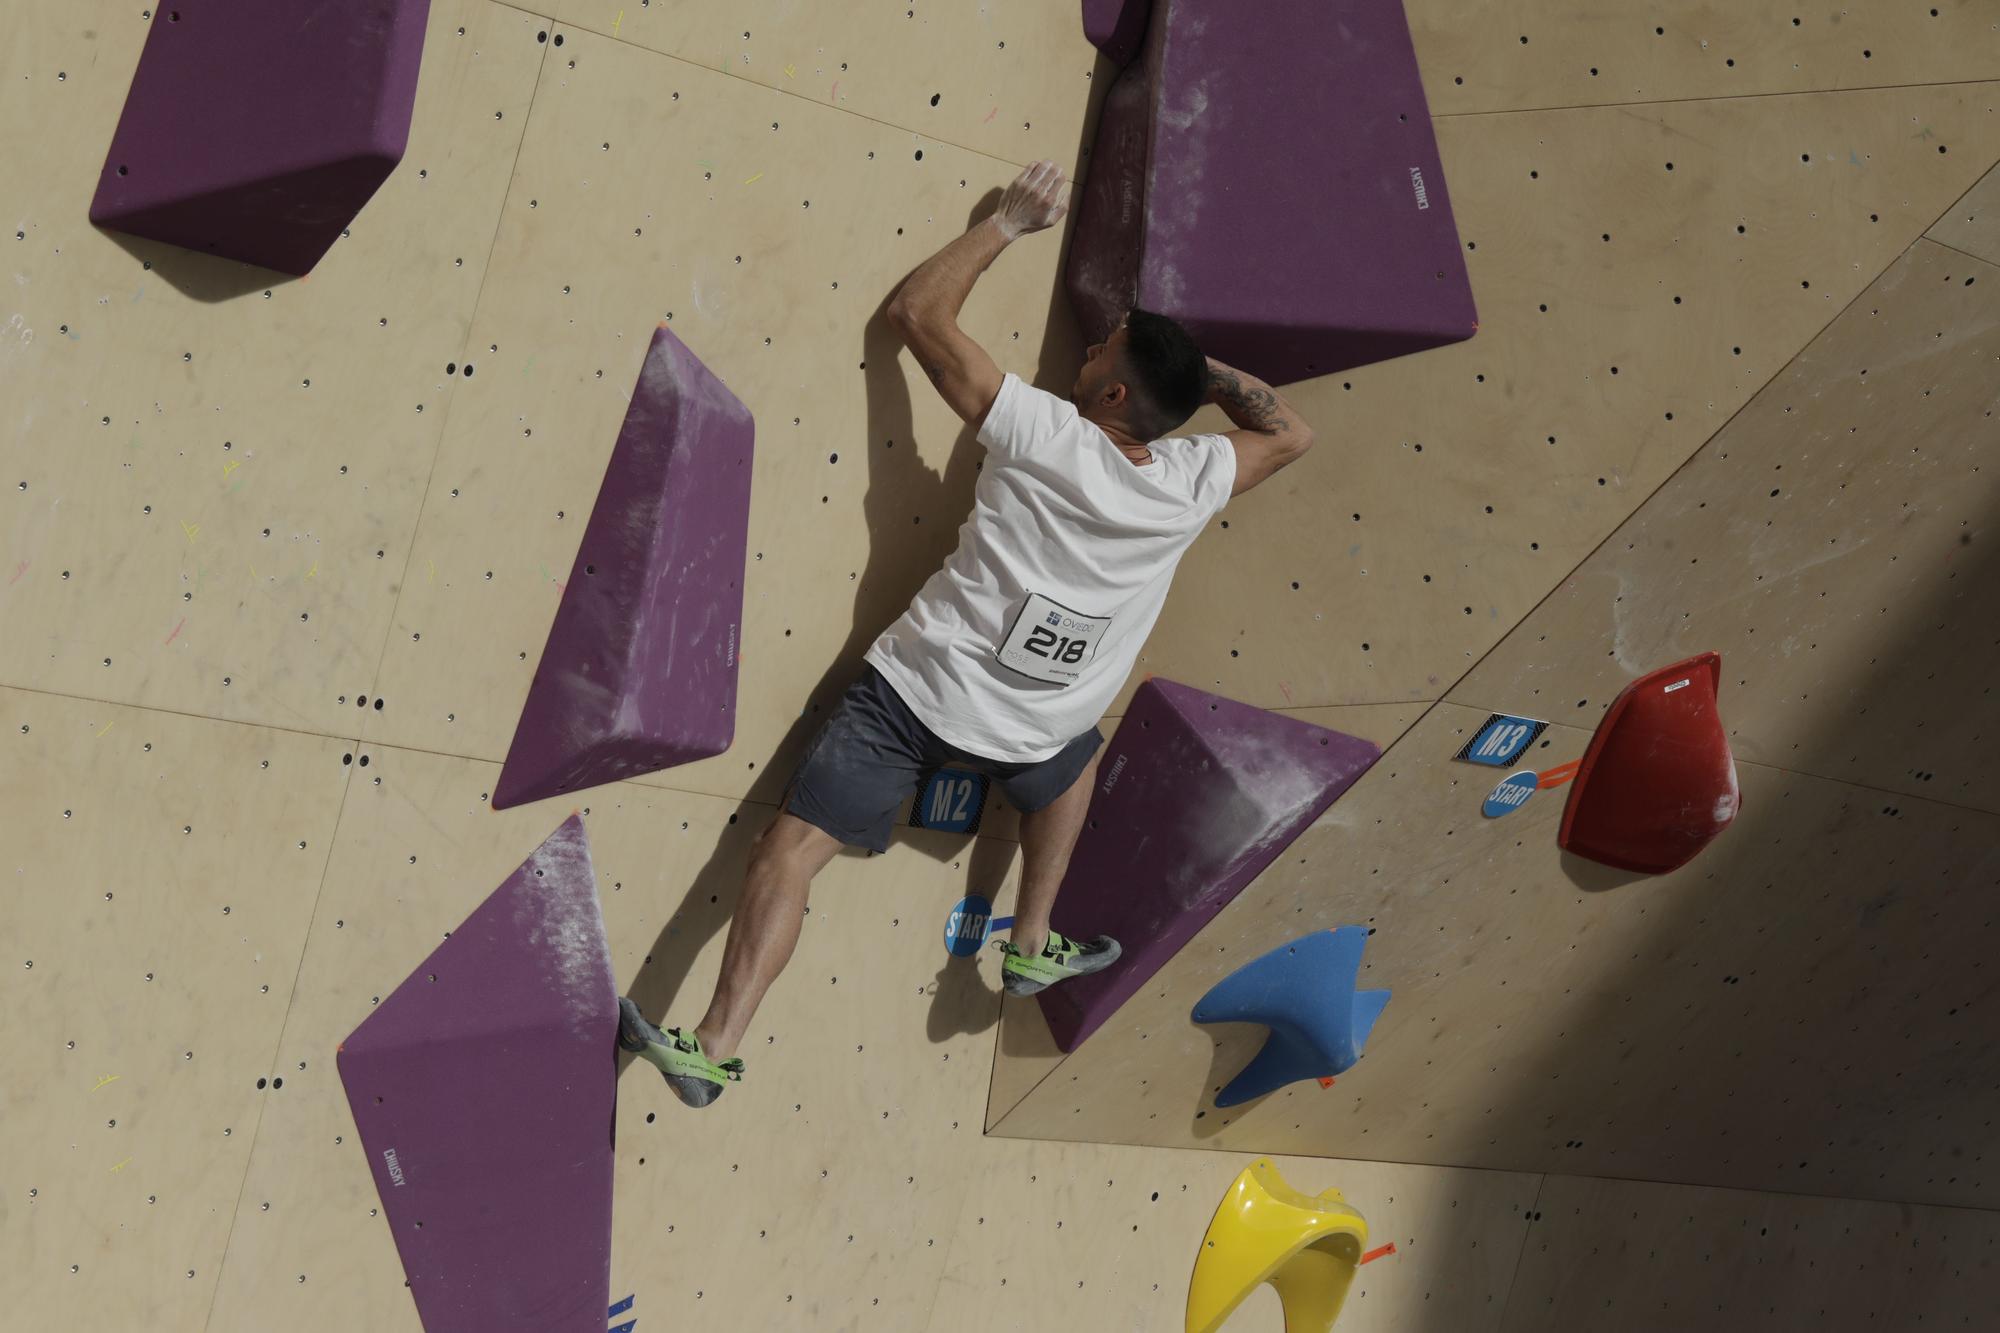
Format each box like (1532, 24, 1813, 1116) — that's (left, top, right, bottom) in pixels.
(1186, 1158, 1367, 1333)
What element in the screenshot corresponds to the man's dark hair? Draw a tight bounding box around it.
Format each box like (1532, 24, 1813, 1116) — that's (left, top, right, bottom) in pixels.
(1119, 308, 1207, 439)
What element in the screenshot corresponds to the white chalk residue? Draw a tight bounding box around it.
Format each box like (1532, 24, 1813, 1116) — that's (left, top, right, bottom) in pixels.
(1160, 725, 1346, 909)
(514, 819, 612, 1023)
(637, 337, 685, 400)
(1714, 758, 1741, 826)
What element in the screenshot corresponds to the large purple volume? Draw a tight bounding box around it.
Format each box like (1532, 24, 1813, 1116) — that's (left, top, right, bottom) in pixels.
(493, 326, 755, 810)
(337, 815, 617, 1333)
(1036, 679, 1381, 1052)
(88, 0, 430, 275)
(1081, 0, 1152, 66)
(1066, 0, 1477, 385)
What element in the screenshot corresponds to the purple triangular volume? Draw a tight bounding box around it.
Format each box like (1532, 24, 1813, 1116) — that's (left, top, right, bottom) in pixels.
(337, 815, 617, 1333)
(1065, 0, 1477, 386)
(1035, 679, 1381, 1053)
(493, 326, 755, 810)
(88, 0, 431, 275)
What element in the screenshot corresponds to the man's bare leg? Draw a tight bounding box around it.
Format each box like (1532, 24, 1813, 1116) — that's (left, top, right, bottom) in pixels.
(693, 812, 844, 1060)
(1008, 748, 1103, 959)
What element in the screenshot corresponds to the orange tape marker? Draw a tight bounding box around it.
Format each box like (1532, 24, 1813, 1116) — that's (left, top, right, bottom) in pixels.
(1536, 759, 1581, 790)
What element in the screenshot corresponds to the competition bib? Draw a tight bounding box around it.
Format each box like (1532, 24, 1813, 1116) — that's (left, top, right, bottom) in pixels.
(996, 591, 1111, 687)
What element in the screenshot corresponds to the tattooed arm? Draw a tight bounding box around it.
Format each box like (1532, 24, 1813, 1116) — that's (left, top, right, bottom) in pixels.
(1205, 358, 1316, 497)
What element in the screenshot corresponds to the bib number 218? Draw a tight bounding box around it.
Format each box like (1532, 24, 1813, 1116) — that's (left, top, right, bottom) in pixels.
(1023, 625, 1088, 665)
(997, 591, 1111, 687)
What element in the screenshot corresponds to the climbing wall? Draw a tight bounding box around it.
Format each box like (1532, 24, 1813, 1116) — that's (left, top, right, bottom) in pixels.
(991, 191, 2000, 1210)
(7, 0, 2000, 1330)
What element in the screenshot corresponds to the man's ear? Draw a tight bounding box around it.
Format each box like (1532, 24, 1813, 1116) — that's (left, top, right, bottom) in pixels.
(1099, 380, 1130, 411)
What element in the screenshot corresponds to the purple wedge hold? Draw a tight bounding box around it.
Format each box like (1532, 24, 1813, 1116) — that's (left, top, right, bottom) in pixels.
(1035, 679, 1382, 1053)
(494, 326, 755, 810)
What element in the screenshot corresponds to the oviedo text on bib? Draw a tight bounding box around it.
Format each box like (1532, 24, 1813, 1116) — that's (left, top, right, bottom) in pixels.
(996, 590, 1111, 687)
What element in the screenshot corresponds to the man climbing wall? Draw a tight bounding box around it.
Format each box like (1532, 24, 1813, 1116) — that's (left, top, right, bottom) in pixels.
(618, 161, 1318, 1108)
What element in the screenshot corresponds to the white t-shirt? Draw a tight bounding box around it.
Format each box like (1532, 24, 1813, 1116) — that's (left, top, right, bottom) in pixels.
(864, 373, 1237, 762)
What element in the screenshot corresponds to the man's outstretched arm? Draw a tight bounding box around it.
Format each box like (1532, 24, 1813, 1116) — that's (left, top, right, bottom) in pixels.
(886, 160, 1069, 425)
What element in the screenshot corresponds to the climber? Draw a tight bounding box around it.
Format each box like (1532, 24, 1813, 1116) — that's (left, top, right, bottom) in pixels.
(620, 159, 1315, 1106)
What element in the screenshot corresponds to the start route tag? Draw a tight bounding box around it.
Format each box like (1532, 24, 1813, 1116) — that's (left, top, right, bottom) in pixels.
(1481, 770, 1541, 817)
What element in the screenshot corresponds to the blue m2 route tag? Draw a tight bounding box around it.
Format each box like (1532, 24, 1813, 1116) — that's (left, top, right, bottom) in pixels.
(1482, 770, 1540, 817)
(1456, 713, 1550, 767)
(909, 767, 989, 834)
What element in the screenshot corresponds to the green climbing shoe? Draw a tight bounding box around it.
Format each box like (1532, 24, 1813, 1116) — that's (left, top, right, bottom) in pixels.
(993, 931, 1123, 997)
(617, 997, 744, 1108)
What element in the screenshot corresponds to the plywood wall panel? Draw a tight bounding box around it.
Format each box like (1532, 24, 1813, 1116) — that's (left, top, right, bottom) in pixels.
(1453, 240, 2000, 810)
(549, 0, 1101, 168)
(993, 702, 2000, 1209)
(1500, 1174, 2000, 1332)
(1416, 2, 2000, 116)
(0, 0, 544, 734)
(1929, 161, 2000, 265)
(0, 687, 350, 1330)
(1144, 84, 2000, 716)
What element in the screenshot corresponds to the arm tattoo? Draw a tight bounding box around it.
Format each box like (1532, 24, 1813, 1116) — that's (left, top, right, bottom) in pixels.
(1208, 367, 1288, 433)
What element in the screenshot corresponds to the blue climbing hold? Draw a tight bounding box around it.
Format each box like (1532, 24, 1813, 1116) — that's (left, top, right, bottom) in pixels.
(1191, 927, 1390, 1108)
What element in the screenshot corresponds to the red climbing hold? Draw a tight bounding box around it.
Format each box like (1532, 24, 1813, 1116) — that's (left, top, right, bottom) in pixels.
(1559, 652, 1740, 875)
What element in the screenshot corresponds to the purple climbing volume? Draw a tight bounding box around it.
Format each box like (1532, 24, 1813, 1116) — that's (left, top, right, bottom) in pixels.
(494, 326, 755, 809)
(1035, 679, 1381, 1052)
(337, 815, 617, 1333)
(1066, 0, 1477, 384)
(89, 0, 431, 275)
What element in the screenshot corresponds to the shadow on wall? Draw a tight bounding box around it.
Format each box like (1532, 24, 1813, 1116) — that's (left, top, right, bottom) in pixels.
(98, 228, 292, 302)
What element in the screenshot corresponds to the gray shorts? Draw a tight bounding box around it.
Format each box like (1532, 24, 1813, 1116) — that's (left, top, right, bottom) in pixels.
(784, 664, 1104, 853)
